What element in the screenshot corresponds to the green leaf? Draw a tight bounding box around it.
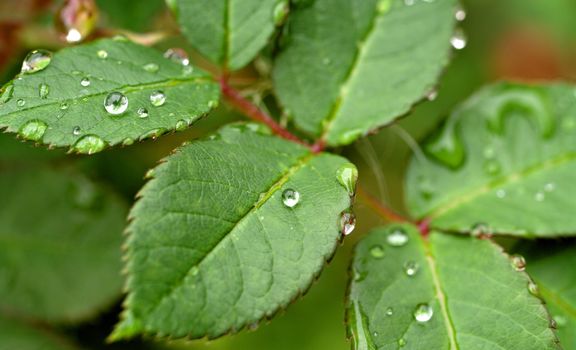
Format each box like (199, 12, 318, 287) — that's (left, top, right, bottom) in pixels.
(0, 315, 79, 350)
(273, 0, 456, 146)
(111, 123, 355, 340)
(0, 166, 126, 322)
(521, 241, 576, 348)
(96, 0, 166, 32)
(348, 224, 559, 350)
(0, 38, 219, 154)
(175, 0, 284, 71)
(406, 83, 576, 237)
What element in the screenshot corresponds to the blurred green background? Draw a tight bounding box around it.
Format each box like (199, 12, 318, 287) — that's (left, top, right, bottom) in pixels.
(1, 0, 576, 349)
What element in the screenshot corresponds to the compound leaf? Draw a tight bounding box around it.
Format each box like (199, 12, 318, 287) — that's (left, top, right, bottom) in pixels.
(111, 123, 355, 340)
(273, 0, 456, 146)
(0, 38, 219, 154)
(406, 83, 576, 237)
(348, 224, 559, 349)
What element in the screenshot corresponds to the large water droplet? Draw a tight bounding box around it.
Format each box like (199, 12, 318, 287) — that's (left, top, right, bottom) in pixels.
(387, 228, 409, 247)
(413, 303, 433, 323)
(137, 107, 149, 118)
(0, 84, 14, 104)
(511, 254, 526, 272)
(39, 83, 50, 99)
(404, 261, 419, 276)
(143, 63, 159, 73)
(104, 92, 128, 115)
(340, 211, 356, 236)
(282, 189, 300, 208)
(73, 134, 106, 154)
(80, 77, 91, 87)
(164, 48, 190, 66)
(21, 50, 53, 74)
(97, 50, 108, 59)
(450, 29, 467, 50)
(19, 120, 47, 141)
(337, 163, 358, 196)
(149, 91, 166, 107)
(370, 245, 385, 259)
(273, 0, 289, 26)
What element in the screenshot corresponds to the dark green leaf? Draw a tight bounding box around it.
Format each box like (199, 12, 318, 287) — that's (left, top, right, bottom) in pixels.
(273, 0, 457, 146)
(176, 0, 284, 70)
(111, 123, 355, 340)
(348, 224, 559, 349)
(0, 166, 126, 322)
(0, 315, 79, 350)
(96, 0, 165, 32)
(0, 39, 219, 154)
(522, 241, 576, 348)
(406, 83, 576, 237)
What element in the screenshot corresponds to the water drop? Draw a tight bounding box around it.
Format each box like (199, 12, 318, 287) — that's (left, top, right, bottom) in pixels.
(471, 222, 492, 237)
(534, 191, 545, 202)
(273, 0, 289, 26)
(511, 254, 526, 272)
(139, 128, 166, 141)
(336, 163, 359, 196)
(80, 77, 91, 87)
(398, 338, 407, 347)
(17, 99, 25, 107)
(483, 146, 495, 159)
(73, 134, 106, 154)
(528, 281, 539, 296)
(553, 315, 567, 328)
(370, 245, 385, 259)
(340, 211, 356, 236)
(0, 84, 14, 104)
(72, 126, 82, 136)
(544, 183, 555, 192)
(386, 227, 409, 247)
(19, 120, 47, 141)
(404, 261, 419, 276)
(208, 100, 218, 109)
(385, 307, 393, 316)
(377, 0, 392, 13)
(97, 50, 108, 59)
(373, 332, 379, 338)
(483, 159, 501, 175)
(149, 91, 166, 107)
(21, 50, 53, 74)
(122, 138, 134, 146)
(39, 83, 50, 99)
(426, 88, 438, 101)
(404, 0, 415, 6)
(455, 5, 466, 21)
(143, 63, 159, 73)
(137, 107, 149, 118)
(282, 189, 300, 208)
(164, 48, 190, 66)
(496, 189, 506, 199)
(60, 102, 69, 110)
(450, 29, 467, 50)
(175, 120, 188, 131)
(104, 92, 128, 115)
(413, 303, 433, 323)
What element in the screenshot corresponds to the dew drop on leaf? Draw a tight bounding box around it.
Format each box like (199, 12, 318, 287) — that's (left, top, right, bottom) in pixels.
(385, 307, 393, 316)
(510, 254, 526, 272)
(386, 227, 409, 247)
(0, 84, 14, 104)
(60, 102, 69, 110)
(143, 63, 159, 73)
(553, 315, 567, 328)
(282, 189, 300, 208)
(72, 126, 82, 136)
(73, 134, 106, 154)
(273, 0, 289, 26)
(139, 128, 166, 141)
(483, 159, 501, 175)
(455, 5, 466, 21)
(97, 50, 108, 59)
(527, 281, 539, 296)
(164, 48, 190, 66)
(19, 120, 47, 141)
(21, 50, 53, 74)
(16, 99, 25, 107)
(149, 91, 166, 107)
(340, 211, 356, 236)
(39, 83, 50, 99)
(413, 303, 433, 323)
(377, 0, 392, 14)
(80, 77, 91, 87)
(544, 182, 556, 192)
(534, 191, 545, 202)
(398, 338, 407, 347)
(122, 138, 134, 146)
(370, 245, 385, 259)
(450, 29, 467, 50)
(403, 261, 419, 277)
(495, 189, 506, 199)
(336, 162, 359, 196)
(104, 92, 129, 115)
(137, 107, 149, 118)
(470, 222, 492, 237)
(175, 120, 188, 131)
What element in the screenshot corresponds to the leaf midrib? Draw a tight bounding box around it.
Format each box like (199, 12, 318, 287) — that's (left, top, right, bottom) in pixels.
(144, 150, 316, 318)
(0, 76, 213, 121)
(426, 151, 576, 222)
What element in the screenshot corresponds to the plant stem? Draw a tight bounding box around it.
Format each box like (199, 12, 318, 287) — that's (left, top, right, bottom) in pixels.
(357, 186, 411, 223)
(220, 77, 313, 149)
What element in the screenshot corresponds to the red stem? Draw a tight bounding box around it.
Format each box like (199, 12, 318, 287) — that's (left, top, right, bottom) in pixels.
(220, 77, 314, 150)
(357, 186, 411, 224)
